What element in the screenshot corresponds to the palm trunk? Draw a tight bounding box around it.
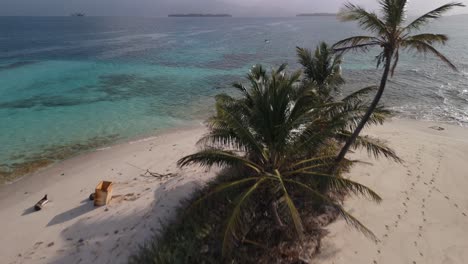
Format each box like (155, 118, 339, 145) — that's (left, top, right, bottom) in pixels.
(330, 51, 393, 176)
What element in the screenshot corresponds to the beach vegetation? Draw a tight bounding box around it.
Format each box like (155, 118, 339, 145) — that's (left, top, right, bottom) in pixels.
(131, 43, 400, 263)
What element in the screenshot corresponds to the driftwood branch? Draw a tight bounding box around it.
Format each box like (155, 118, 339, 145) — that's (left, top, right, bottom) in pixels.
(125, 162, 178, 180)
(140, 169, 177, 180)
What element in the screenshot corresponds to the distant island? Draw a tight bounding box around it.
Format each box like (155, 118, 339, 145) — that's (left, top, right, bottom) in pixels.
(168, 14, 232, 17)
(70, 13, 85, 17)
(296, 13, 336, 17)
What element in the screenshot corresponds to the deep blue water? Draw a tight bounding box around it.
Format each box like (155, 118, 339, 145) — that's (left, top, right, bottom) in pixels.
(1, 16, 467, 181)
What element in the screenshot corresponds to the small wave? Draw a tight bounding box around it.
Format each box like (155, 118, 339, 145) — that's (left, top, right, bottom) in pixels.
(390, 104, 468, 127)
(184, 30, 216, 37)
(96, 146, 112, 151)
(128, 136, 159, 144)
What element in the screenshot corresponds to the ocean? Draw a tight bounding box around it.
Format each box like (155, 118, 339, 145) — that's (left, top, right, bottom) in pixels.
(1, 16, 467, 182)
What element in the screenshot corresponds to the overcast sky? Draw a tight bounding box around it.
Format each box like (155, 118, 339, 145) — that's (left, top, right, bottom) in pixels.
(1, 0, 467, 17)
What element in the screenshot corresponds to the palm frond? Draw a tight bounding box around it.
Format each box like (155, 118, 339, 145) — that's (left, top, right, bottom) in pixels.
(191, 177, 261, 209)
(215, 102, 267, 159)
(379, 0, 408, 29)
(402, 39, 457, 70)
(291, 155, 337, 169)
(222, 178, 266, 256)
(276, 63, 288, 74)
(339, 3, 387, 34)
(342, 86, 378, 102)
(296, 47, 313, 66)
(177, 149, 262, 173)
(329, 100, 391, 132)
(295, 172, 382, 202)
(333, 36, 381, 53)
(284, 179, 377, 239)
(391, 48, 400, 76)
(197, 128, 245, 151)
(274, 170, 304, 239)
(405, 2, 465, 31)
(405, 33, 449, 44)
(297, 43, 344, 100)
(337, 132, 402, 162)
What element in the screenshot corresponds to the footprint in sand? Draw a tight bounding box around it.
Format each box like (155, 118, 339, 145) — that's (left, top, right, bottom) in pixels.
(33, 242, 43, 249)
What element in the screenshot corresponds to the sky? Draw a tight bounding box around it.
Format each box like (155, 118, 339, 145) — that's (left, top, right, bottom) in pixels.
(0, 0, 467, 17)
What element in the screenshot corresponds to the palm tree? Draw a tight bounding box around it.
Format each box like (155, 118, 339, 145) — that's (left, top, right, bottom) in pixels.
(178, 64, 397, 256)
(297, 43, 402, 176)
(296, 42, 344, 101)
(331, 0, 464, 171)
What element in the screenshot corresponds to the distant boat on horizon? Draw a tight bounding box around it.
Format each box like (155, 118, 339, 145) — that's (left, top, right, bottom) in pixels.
(70, 13, 86, 17)
(296, 13, 336, 17)
(168, 14, 232, 17)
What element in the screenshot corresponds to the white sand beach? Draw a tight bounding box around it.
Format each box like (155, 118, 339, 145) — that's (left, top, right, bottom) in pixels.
(0, 119, 467, 264)
(317, 120, 468, 264)
(0, 125, 216, 264)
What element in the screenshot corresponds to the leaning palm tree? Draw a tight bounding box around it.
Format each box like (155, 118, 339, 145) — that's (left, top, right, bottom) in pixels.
(297, 43, 402, 170)
(331, 0, 464, 170)
(178, 64, 396, 256)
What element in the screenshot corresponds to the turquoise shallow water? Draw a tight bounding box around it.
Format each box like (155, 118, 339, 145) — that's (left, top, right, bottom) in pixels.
(1, 16, 467, 180)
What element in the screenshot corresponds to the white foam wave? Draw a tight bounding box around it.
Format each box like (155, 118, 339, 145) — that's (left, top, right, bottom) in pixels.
(184, 30, 216, 37)
(96, 146, 112, 151)
(128, 136, 159, 144)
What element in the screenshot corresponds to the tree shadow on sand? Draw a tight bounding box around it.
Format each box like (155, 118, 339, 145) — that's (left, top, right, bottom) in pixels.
(47, 199, 95, 226)
(46, 178, 202, 264)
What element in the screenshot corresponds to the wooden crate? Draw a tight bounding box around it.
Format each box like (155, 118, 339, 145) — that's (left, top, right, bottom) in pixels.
(94, 181, 113, 206)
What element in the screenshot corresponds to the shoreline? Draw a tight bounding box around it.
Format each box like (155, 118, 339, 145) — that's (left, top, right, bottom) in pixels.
(0, 120, 205, 186)
(1, 118, 467, 263)
(2, 116, 465, 186)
